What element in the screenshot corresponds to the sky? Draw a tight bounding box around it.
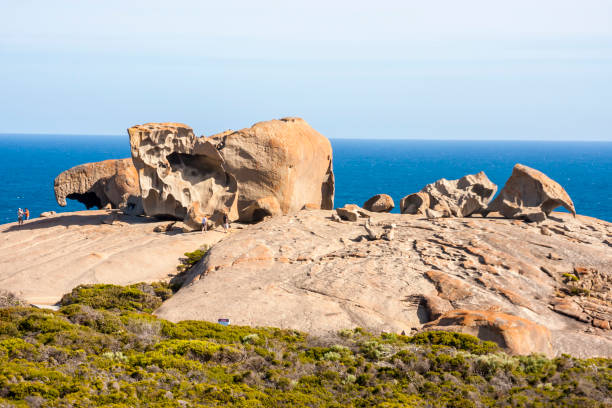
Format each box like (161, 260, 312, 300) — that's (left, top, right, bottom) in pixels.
(1, 0, 611, 140)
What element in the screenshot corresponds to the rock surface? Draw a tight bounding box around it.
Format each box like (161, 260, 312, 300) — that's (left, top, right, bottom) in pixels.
(0, 210, 225, 304)
(423, 309, 554, 356)
(487, 164, 576, 221)
(54, 159, 142, 214)
(128, 118, 334, 227)
(400, 172, 497, 217)
(156, 209, 612, 357)
(363, 194, 394, 213)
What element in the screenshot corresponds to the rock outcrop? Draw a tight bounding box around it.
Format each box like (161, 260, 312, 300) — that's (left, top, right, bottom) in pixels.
(486, 164, 576, 222)
(54, 159, 142, 214)
(128, 118, 334, 227)
(128, 123, 238, 228)
(423, 309, 554, 356)
(363, 194, 394, 213)
(400, 172, 497, 217)
(156, 209, 612, 357)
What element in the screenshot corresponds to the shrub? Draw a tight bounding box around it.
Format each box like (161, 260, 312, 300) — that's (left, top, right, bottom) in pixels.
(407, 331, 498, 355)
(59, 283, 171, 313)
(177, 247, 208, 273)
(0, 290, 25, 308)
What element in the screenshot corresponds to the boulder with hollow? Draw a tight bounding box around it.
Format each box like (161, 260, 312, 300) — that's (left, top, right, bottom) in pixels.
(400, 172, 497, 217)
(128, 118, 334, 226)
(423, 309, 554, 356)
(128, 123, 238, 229)
(486, 164, 576, 221)
(363, 194, 394, 213)
(54, 158, 142, 214)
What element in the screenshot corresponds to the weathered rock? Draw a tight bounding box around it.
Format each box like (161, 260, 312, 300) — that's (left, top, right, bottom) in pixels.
(400, 172, 497, 217)
(422, 295, 453, 321)
(486, 164, 576, 221)
(425, 208, 444, 219)
(39, 211, 56, 218)
(128, 123, 238, 229)
(336, 204, 369, 222)
(128, 118, 334, 227)
(336, 207, 358, 222)
(423, 309, 554, 356)
(363, 194, 394, 213)
(551, 298, 590, 323)
(54, 158, 142, 215)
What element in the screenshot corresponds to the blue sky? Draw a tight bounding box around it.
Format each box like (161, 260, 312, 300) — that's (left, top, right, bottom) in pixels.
(1, 0, 611, 140)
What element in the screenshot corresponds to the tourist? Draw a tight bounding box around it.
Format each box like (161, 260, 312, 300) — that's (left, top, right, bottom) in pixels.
(223, 213, 229, 233)
(25, 208, 30, 220)
(201, 215, 208, 233)
(17, 208, 23, 226)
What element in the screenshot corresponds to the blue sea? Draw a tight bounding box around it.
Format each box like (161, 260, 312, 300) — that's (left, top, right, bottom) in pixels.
(0, 134, 611, 223)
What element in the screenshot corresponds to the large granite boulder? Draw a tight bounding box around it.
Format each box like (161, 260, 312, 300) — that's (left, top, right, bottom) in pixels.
(128, 118, 334, 227)
(486, 164, 576, 221)
(54, 158, 142, 214)
(206, 117, 334, 222)
(363, 194, 394, 212)
(400, 172, 497, 217)
(423, 309, 554, 356)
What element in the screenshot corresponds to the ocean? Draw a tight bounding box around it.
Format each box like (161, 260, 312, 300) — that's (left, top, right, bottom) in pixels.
(0, 134, 610, 224)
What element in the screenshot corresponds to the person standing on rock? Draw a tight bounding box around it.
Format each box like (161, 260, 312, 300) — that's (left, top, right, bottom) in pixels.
(201, 215, 208, 233)
(17, 208, 23, 226)
(25, 208, 30, 220)
(223, 213, 229, 233)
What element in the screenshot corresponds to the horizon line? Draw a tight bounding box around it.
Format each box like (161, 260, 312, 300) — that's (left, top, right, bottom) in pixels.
(1, 132, 611, 143)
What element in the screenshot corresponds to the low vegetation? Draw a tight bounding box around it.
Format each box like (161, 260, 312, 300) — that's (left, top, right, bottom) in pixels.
(0, 283, 610, 407)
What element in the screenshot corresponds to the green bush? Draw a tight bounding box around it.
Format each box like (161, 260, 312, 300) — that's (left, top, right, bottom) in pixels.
(59, 282, 171, 313)
(177, 247, 208, 272)
(407, 331, 499, 355)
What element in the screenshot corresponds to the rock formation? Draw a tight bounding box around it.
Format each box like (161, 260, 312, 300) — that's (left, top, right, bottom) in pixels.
(486, 164, 576, 222)
(423, 309, 554, 356)
(400, 172, 497, 217)
(128, 118, 334, 227)
(363, 194, 394, 212)
(156, 208, 612, 358)
(336, 204, 369, 222)
(128, 123, 238, 228)
(54, 158, 142, 214)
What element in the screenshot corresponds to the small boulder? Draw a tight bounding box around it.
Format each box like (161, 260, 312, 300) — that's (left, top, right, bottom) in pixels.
(400, 172, 497, 217)
(40, 211, 56, 218)
(363, 194, 394, 213)
(336, 204, 369, 222)
(486, 164, 576, 221)
(336, 207, 358, 222)
(423, 309, 554, 356)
